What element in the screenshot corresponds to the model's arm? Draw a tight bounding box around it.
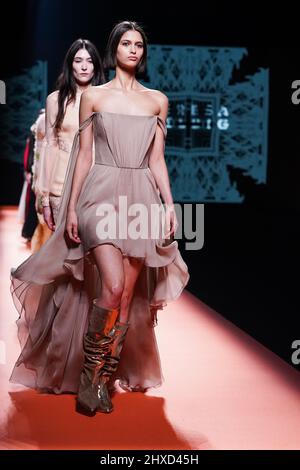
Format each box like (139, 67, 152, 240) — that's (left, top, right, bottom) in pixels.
(66, 89, 94, 243)
(32, 114, 45, 199)
(148, 93, 178, 238)
(36, 93, 59, 209)
(34, 93, 60, 229)
(148, 93, 173, 206)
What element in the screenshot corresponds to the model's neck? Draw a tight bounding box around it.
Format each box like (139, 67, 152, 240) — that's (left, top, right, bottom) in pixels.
(76, 82, 91, 94)
(112, 69, 138, 91)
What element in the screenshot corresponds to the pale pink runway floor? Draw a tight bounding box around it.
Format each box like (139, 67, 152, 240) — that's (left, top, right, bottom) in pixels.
(1, 207, 300, 450)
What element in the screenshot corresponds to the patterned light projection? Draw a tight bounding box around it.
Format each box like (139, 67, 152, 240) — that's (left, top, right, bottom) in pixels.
(0, 60, 47, 164)
(143, 46, 269, 202)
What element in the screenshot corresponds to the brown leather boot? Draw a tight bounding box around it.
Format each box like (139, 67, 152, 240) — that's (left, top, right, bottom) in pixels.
(76, 300, 119, 415)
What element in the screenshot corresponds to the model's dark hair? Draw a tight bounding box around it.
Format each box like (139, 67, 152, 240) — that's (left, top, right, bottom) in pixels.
(54, 38, 105, 130)
(104, 20, 148, 76)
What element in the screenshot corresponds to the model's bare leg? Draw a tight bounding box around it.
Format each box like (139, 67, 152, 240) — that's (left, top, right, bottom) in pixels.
(92, 243, 125, 309)
(118, 256, 144, 323)
(103, 256, 144, 394)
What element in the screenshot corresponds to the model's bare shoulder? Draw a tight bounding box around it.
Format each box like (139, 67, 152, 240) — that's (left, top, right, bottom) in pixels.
(148, 89, 169, 118)
(80, 87, 102, 109)
(155, 90, 169, 106)
(83, 84, 118, 112)
(46, 90, 59, 105)
(83, 85, 110, 104)
(146, 88, 168, 104)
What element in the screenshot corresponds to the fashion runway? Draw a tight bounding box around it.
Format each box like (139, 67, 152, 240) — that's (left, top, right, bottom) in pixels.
(1, 207, 300, 450)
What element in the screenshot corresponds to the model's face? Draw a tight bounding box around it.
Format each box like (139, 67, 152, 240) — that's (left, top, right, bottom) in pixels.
(72, 48, 94, 85)
(116, 30, 144, 70)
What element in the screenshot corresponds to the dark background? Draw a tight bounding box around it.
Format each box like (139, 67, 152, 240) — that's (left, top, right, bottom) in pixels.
(0, 1, 299, 368)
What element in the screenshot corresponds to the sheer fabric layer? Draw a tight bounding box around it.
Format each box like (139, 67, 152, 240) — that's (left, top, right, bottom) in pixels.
(10, 112, 190, 393)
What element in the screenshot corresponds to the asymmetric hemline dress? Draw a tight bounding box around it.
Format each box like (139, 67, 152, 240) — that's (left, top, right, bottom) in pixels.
(10, 111, 190, 393)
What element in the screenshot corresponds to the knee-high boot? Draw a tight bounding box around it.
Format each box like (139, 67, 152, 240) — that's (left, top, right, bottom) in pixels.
(76, 300, 119, 414)
(100, 320, 130, 410)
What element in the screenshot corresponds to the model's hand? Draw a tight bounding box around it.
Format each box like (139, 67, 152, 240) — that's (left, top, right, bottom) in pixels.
(164, 205, 178, 239)
(66, 209, 81, 243)
(35, 194, 44, 215)
(43, 206, 56, 231)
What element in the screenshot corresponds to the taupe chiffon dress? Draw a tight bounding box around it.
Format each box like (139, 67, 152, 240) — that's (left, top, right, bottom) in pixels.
(10, 111, 190, 393)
